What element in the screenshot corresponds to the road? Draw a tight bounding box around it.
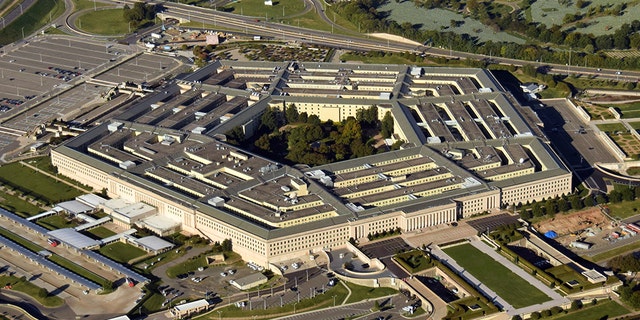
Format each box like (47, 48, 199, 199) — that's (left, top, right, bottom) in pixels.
(111, 0, 640, 83)
(0, 0, 36, 32)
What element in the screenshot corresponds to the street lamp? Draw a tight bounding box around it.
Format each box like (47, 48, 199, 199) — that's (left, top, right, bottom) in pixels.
(332, 295, 336, 307)
(293, 302, 298, 314)
(217, 310, 221, 320)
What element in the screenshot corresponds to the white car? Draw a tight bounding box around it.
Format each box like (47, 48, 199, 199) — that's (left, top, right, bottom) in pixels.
(220, 272, 227, 277)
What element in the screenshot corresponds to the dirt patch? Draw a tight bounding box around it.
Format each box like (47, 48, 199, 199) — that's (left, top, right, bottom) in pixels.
(534, 207, 610, 236)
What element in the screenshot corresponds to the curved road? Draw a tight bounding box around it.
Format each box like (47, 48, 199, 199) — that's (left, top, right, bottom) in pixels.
(0, 289, 76, 320)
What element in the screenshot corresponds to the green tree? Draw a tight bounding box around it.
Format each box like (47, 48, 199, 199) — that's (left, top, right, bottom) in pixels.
(609, 190, 623, 203)
(569, 195, 583, 210)
(226, 126, 245, 145)
(596, 193, 607, 204)
(308, 114, 321, 125)
(37, 288, 48, 298)
(285, 104, 299, 124)
(222, 239, 232, 252)
(260, 107, 279, 132)
(583, 195, 595, 207)
(381, 111, 394, 138)
(532, 202, 544, 217)
(570, 300, 582, 311)
(557, 198, 569, 212)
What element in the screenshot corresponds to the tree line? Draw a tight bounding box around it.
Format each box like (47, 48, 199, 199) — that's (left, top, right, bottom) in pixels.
(122, 2, 157, 29)
(333, 0, 640, 71)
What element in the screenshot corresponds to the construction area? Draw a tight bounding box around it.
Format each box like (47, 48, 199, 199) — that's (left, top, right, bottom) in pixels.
(534, 207, 640, 256)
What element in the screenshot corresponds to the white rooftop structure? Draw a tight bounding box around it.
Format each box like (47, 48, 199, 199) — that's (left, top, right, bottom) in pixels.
(135, 236, 174, 252)
(102, 198, 156, 225)
(47, 228, 101, 249)
(76, 194, 107, 208)
(137, 214, 181, 236)
(57, 200, 93, 215)
(582, 269, 607, 283)
(173, 299, 209, 312)
(116, 202, 156, 218)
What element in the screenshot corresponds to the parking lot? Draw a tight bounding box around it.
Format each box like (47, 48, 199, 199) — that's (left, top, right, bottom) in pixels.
(360, 238, 413, 260)
(0, 35, 183, 157)
(537, 99, 618, 168)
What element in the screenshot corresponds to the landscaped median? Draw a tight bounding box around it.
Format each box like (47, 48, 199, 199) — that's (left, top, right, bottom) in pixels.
(0, 275, 64, 307)
(194, 281, 397, 319)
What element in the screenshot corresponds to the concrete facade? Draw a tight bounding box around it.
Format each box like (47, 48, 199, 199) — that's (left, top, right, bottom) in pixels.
(51, 61, 572, 266)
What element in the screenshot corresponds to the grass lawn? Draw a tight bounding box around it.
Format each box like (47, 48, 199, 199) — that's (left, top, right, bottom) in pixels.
(599, 102, 640, 119)
(76, 8, 136, 35)
(0, 227, 44, 252)
(447, 296, 495, 320)
(629, 122, 640, 131)
(605, 199, 640, 220)
(85, 226, 117, 239)
(99, 242, 147, 263)
(443, 244, 550, 308)
(48, 255, 108, 288)
(0, 161, 83, 204)
(72, 0, 111, 12)
(222, 0, 307, 19)
(25, 157, 92, 190)
(166, 254, 210, 278)
(0, 275, 64, 307)
(596, 123, 628, 133)
(394, 250, 435, 273)
(0, 189, 43, 217)
(140, 291, 166, 314)
(627, 167, 640, 176)
(341, 52, 426, 65)
(553, 300, 628, 320)
(0, 0, 65, 45)
(545, 264, 603, 292)
(36, 214, 79, 230)
(588, 241, 640, 262)
(344, 281, 397, 304)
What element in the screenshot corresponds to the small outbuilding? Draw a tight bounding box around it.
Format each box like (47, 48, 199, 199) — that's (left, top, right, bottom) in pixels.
(229, 273, 268, 290)
(171, 299, 210, 318)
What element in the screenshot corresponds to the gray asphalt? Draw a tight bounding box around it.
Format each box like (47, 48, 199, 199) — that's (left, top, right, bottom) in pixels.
(0, 0, 36, 32)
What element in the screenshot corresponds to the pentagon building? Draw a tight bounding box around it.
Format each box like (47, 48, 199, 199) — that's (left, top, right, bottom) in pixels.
(51, 60, 571, 265)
